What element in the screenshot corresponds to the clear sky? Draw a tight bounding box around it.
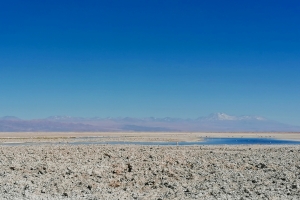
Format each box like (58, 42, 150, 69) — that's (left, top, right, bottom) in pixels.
(0, 0, 299, 125)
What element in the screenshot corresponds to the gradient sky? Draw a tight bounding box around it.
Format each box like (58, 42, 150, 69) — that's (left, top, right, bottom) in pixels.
(0, 0, 299, 125)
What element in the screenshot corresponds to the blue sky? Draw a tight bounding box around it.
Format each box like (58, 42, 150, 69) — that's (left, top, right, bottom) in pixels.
(0, 0, 300, 125)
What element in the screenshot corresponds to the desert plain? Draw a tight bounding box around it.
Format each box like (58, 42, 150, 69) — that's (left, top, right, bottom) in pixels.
(0, 132, 300, 199)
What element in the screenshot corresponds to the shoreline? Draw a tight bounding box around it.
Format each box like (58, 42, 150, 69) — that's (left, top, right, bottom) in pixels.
(0, 132, 300, 144)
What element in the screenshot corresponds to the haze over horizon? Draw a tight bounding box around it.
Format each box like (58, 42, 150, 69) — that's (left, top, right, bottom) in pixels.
(0, 112, 270, 121)
(1, 1, 300, 126)
(1, 112, 300, 132)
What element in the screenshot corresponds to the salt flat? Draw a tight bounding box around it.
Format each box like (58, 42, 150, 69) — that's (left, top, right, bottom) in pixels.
(0, 132, 300, 199)
(0, 132, 300, 143)
(0, 144, 300, 199)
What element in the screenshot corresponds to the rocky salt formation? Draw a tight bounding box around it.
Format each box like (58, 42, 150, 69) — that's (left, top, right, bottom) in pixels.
(0, 145, 299, 199)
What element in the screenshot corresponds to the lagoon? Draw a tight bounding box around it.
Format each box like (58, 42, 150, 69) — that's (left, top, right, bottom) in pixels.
(2, 137, 300, 146)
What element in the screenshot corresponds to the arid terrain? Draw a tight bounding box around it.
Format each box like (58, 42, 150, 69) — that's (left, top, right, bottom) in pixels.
(0, 132, 300, 199)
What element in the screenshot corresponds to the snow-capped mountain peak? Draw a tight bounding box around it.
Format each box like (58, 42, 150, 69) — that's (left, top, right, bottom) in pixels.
(46, 115, 73, 120)
(199, 113, 266, 121)
(205, 113, 237, 120)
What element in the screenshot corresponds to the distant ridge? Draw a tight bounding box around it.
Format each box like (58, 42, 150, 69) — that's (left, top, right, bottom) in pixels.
(198, 113, 266, 121)
(0, 116, 21, 121)
(0, 113, 299, 132)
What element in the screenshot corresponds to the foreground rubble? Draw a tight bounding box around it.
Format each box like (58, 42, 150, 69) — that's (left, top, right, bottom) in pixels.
(0, 145, 299, 199)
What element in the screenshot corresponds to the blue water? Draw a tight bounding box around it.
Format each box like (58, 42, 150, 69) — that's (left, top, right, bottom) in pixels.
(73, 138, 300, 146)
(2, 138, 300, 146)
(200, 137, 300, 145)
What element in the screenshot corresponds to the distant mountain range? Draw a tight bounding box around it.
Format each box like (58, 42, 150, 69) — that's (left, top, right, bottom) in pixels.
(0, 113, 299, 132)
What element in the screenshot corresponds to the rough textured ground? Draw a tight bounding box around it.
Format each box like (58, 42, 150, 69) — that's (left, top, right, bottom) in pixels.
(0, 145, 300, 199)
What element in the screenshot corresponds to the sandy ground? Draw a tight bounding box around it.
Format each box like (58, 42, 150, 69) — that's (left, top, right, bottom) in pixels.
(0, 132, 300, 143)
